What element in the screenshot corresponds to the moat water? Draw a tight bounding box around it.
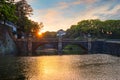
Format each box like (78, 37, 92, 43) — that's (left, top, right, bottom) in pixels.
(0, 54, 120, 80)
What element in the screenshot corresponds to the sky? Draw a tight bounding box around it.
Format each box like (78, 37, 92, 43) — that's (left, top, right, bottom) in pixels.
(24, 0, 120, 32)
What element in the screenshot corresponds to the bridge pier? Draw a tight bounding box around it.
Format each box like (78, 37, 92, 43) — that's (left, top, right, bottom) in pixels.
(58, 37, 62, 54)
(15, 38, 89, 56)
(87, 34, 91, 53)
(57, 29, 66, 55)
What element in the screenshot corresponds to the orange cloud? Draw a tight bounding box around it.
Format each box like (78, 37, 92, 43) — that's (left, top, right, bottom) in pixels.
(58, 1, 81, 9)
(29, 8, 79, 31)
(29, 5, 107, 31)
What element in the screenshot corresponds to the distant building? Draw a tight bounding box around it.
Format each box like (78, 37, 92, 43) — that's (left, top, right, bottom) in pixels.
(0, 21, 17, 32)
(57, 29, 66, 37)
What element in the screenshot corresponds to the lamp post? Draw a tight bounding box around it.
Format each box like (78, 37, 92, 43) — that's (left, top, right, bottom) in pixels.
(88, 33, 91, 53)
(57, 29, 66, 55)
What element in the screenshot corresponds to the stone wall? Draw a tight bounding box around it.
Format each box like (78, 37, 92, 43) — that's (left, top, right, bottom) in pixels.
(15, 40, 28, 56)
(0, 24, 17, 56)
(91, 41, 120, 56)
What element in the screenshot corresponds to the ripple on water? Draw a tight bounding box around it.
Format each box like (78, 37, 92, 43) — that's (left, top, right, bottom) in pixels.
(0, 54, 120, 80)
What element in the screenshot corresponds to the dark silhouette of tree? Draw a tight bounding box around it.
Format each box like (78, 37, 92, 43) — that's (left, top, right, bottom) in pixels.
(15, 0, 43, 37)
(15, 0, 33, 31)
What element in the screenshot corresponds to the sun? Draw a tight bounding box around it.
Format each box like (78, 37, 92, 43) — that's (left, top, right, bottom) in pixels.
(38, 31, 42, 36)
(38, 32, 43, 38)
(37, 29, 45, 38)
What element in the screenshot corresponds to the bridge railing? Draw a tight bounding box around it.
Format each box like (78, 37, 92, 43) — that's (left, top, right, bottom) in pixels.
(32, 38, 58, 42)
(14, 38, 90, 42)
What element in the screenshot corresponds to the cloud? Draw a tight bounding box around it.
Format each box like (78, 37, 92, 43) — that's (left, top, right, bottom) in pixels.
(75, 2, 120, 20)
(29, 0, 120, 32)
(29, 8, 79, 32)
(81, 0, 98, 4)
(58, 2, 70, 9)
(30, 4, 119, 31)
(57, 0, 97, 9)
(94, 4, 120, 20)
(15, 0, 36, 4)
(100, 5, 120, 15)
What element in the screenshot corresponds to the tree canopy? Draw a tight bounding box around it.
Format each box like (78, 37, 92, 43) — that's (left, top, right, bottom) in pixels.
(42, 31, 57, 38)
(0, 0, 17, 23)
(0, 0, 43, 37)
(64, 19, 120, 39)
(15, 0, 32, 31)
(15, 0, 43, 36)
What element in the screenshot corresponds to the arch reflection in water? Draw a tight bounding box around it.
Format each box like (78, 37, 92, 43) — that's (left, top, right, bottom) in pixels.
(36, 44, 58, 55)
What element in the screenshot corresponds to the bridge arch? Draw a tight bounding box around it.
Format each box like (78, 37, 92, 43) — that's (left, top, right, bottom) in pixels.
(32, 41, 58, 55)
(62, 42, 88, 51)
(15, 38, 89, 55)
(32, 41, 88, 55)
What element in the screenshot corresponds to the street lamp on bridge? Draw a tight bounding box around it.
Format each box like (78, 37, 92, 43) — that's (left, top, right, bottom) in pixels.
(57, 29, 66, 54)
(87, 33, 91, 53)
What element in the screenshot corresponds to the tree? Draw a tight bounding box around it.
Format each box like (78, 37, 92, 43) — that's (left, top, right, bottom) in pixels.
(65, 19, 120, 39)
(15, 0, 32, 17)
(0, 0, 17, 24)
(42, 31, 57, 38)
(15, 0, 44, 38)
(29, 21, 44, 37)
(15, 0, 33, 31)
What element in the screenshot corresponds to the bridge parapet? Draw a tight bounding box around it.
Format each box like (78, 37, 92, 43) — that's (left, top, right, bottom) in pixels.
(105, 40, 120, 44)
(32, 38, 58, 42)
(14, 38, 90, 42)
(14, 37, 120, 56)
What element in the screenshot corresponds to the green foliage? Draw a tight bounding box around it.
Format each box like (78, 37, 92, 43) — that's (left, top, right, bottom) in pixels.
(43, 31, 57, 38)
(65, 19, 120, 39)
(0, 0, 43, 37)
(64, 45, 80, 50)
(0, 0, 17, 23)
(15, 0, 33, 17)
(15, 0, 43, 35)
(63, 45, 85, 54)
(15, 0, 32, 32)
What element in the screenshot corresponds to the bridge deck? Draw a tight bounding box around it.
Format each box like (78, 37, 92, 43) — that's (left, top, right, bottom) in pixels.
(14, 38, 88, 42)
(14, 38, 120, 44)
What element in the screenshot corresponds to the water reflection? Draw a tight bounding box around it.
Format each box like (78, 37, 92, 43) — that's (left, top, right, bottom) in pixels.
(23, 56, 78, 80)
(0, 54, 120, 80)
(36, 49, 57, 55)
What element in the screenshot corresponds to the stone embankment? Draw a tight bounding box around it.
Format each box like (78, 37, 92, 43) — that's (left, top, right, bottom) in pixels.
(0, 24, 17, 56)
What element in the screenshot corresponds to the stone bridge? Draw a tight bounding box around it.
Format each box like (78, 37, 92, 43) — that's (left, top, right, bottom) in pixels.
(14, 38, 88, 55)
(14, 38, 120, 56)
